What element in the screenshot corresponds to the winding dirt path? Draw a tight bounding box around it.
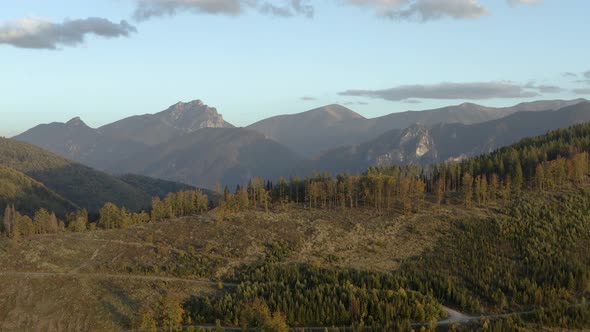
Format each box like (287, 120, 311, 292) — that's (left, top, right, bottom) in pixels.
(0, 270, 236, 287)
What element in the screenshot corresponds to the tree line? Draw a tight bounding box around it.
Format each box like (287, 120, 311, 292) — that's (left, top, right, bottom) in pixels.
(0, 190, 210, 238)
(211, 123, 590, 215)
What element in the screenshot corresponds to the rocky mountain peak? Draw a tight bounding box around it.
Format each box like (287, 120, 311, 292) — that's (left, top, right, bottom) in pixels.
(157, 99, 233, 132)
(65, 117, 88, 127)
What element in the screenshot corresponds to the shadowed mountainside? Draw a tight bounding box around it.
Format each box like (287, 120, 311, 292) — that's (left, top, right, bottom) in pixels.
(111, 128, 301, 188)
(0, 138, 199, 212)
(0, 166, 78, 217)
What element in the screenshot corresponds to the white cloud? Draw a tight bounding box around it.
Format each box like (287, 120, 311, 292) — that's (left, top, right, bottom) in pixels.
(0, 17, 136, 50)
(339, 81, 540, 101)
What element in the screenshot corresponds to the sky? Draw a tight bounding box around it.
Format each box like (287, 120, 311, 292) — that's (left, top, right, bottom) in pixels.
(1, 0, 589, 137)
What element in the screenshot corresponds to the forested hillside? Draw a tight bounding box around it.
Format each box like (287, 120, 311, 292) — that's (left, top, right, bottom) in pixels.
(0, 166, 77, 217)
(0, 138, 201, 213)
(0, 137, 152, 212)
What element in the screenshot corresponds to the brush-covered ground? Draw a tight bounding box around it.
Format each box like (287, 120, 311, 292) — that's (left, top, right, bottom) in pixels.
(0, 187, 589, 331)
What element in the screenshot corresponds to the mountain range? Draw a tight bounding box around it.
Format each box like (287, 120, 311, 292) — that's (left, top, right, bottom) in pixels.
(248, 99, 586, 157)
(306, 101, 590, 175)
(13, 98, 590, 188)
(15, 100, 232, 171)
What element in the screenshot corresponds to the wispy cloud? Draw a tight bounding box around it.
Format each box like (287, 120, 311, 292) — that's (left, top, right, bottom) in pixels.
(573, 88, 590, 95)
(401, 99, 422, 104)
(339, 81, 540, 101)
(507, 0, 542, 5)
(343, 101, 369, 105)
(562, 72, 578, 78)
(132, 0, 542, 22)
(584, 70, 590, 79)
(0, 17, 136, 50)
(341, 0, 488, 21)
(133, 0, 313, 21)
(301, 96, 318, 101)
(524, 81, 564, 93)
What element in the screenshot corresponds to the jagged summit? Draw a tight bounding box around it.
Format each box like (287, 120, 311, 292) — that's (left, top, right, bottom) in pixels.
(157, 99, 233, 132)
(65, 117, 87, 127)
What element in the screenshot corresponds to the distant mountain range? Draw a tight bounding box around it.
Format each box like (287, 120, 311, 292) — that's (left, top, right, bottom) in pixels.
(13, 98, 590, 188)
(248, 99, 586, 157)
(306, 102, 590, 175)
(15, 100, 232, 170)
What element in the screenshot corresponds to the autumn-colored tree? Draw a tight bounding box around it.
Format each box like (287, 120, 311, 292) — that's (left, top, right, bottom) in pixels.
(462, 173, 473, 208)
(2, 204, 13, 236)
(68, 209, 88, 232)
(240, 299, 289, 332)
(98, 202, 128, 229)
(33, 208, 51, 234)
(160, 292, 185, 332)
(134, 306, 158, 332)
(434, 179, 445, 208)
(475, 175, 487, 206)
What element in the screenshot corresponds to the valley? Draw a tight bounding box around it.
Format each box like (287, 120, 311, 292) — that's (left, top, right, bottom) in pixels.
(3, 2, 589, 330)
(2, 122, 590, 330)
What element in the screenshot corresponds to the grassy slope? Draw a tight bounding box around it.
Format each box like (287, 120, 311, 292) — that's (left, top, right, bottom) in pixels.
(0, 202, 457, 330)
(0, 184, 588, 330)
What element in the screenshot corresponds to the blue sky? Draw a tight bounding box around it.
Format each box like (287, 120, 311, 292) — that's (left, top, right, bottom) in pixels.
(1, 0, 589, 136)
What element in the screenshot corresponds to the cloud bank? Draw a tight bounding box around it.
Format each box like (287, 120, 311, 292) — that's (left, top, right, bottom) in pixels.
(133, 0, 313, 21)
(339, 81, 540, 101)
(0, 17, 136, 49)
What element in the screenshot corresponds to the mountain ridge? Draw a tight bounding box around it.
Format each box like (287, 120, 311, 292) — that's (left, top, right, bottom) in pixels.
(306, 101, 590, 175)
(12, 98, 590, 189)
